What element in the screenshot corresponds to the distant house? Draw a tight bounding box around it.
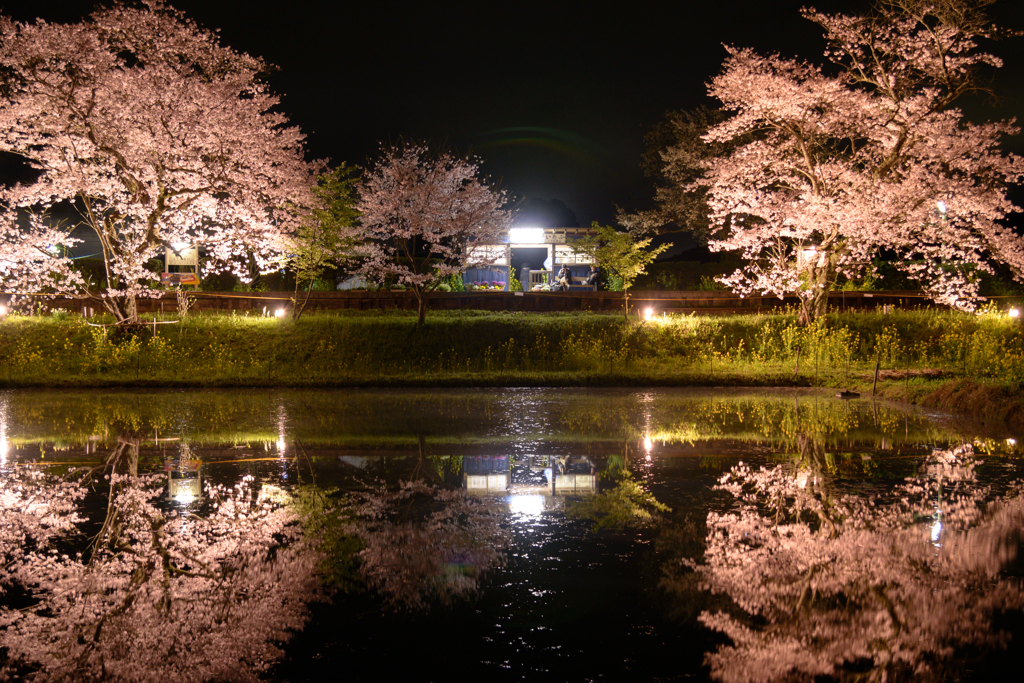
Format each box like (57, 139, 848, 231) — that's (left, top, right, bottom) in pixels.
(465, 226, 597, 291)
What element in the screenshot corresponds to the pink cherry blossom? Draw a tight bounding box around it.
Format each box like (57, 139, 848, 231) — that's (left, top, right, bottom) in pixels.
(356, 144, 511, 325)
(700, 4, 1024, 323)
(0, 2, 315, 320)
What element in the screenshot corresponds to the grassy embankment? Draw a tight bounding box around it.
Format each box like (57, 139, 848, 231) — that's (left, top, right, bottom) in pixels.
(0, 307, 1021, 425)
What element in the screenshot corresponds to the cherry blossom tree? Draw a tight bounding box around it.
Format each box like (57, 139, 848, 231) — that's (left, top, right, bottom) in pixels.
(0, 214, 85, 307)
(357, 144, 511, 325)
(0, 2, 315, 321)
(700, 1, 1024, 324)
(684, 444, 1024, 682)
(0, 439, 322, 682)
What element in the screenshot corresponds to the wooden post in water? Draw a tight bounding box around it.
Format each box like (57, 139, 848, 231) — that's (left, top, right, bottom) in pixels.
(872, 359, 880, 396)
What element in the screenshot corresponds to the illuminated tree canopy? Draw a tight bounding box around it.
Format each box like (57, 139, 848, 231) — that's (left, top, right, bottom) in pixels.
(0, 2, 314, 320)
(699, 1, 1024, 323)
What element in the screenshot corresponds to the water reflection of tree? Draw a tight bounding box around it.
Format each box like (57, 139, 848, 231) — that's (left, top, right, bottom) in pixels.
(677, 444, 1024, 683)
(342, 479, 508, 610)
(0, 438, 321, 682)
(567, 449, 670, 531)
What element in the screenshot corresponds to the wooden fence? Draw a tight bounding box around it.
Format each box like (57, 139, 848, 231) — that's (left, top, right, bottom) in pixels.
(40, 289, 938, 316)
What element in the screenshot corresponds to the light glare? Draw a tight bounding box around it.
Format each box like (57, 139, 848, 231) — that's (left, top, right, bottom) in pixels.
(274, 308, 286, 319)
(509, 227, 545, 244)
(508, 494, 544, 517)
(1009, 308, 1020, 319)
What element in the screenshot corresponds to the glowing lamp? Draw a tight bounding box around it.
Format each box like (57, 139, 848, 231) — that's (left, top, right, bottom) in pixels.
(1008, 438, 1018, 447)
(274, 308, 286, 319)
(644, 435, 653, 451)
(509, 227, 545, 244)
(644, 307, 654, 321)
(1009, 308, 1020, 319)
(0, 305, 7, 317)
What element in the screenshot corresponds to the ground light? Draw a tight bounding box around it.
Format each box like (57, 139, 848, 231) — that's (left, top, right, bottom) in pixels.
(274, 308, 286, 319)
(644, 307, 654, 321)
(1009, 308, 1020, 319)
(0, 304, 6, 317)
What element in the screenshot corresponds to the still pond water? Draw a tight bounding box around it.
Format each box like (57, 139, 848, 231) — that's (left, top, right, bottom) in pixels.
(1, 388, 1022, 683)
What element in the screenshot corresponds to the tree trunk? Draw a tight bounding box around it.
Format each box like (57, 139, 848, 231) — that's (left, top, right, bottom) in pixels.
(292, 278, 314, 321)
(623, 288, 630, 322)
(798, 289, 829, 327)
(797, 252, 836, 326)
(416, 290, 427, 326)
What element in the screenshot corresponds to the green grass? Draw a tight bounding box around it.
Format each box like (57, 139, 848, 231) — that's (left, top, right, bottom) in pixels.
(1, 307, 1021, 423)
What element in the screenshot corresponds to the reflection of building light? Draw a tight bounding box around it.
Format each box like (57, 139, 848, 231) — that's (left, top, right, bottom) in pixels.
(644, 435, 652, 452)
(168, 475, 202, 505)
(508, 494, 544, 517)
(274, 308, 286, 318)
(259, 484, 291, 505)
(276, 403, 287, 455)
(795, 470, 809, 489)
(931, 518, 943, 546)
(936, 200, 947, 214)
(509, 227, 544, 244)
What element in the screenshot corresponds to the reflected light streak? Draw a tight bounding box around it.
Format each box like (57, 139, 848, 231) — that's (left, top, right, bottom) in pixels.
(931, 518, 943, 546)
(277, 404, 287, 455)
(508, 494, 544, 517)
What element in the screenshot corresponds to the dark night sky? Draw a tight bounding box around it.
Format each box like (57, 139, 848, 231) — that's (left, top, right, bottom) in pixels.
(4, 0, 1024, 226)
